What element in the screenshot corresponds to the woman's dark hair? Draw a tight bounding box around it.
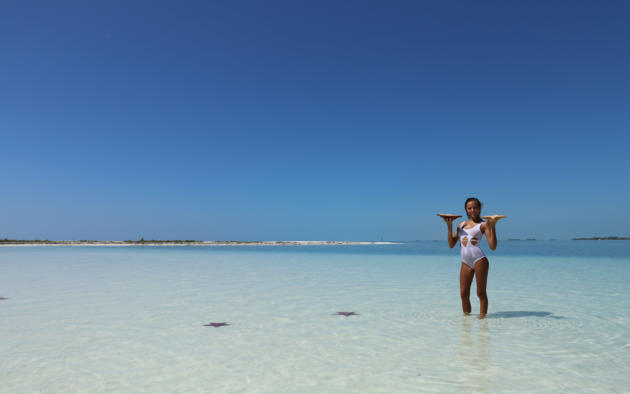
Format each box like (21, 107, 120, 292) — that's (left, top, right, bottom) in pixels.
(464, 197, 482, 218)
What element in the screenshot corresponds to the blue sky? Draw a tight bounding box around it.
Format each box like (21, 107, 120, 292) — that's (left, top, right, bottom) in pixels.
(1, 1, 628, 241)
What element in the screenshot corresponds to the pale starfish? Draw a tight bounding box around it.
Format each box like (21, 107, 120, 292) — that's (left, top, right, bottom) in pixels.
(437, 214, 462, 220)
(481, 215, 506, 222)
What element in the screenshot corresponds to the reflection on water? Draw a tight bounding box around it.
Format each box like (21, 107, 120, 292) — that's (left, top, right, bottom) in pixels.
(459, 316, 494, 392)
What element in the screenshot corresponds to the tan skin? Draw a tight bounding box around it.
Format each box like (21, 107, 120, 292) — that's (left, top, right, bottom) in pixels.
(441, 201, 498, 316)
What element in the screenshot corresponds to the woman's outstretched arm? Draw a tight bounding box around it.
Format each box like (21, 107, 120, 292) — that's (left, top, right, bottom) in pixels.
(484, 220, 498, 250)
(444, 217, 459, 248)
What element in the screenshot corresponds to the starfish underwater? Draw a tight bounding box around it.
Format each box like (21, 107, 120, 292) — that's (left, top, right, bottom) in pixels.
(336, 312, 359, 316)
(203, 322, 230, 327)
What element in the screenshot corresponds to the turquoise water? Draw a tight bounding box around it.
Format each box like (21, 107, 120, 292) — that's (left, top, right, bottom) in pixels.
(1, 241, 629, 393)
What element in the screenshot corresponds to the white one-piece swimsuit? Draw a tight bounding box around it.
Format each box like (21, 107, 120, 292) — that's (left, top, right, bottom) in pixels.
(459, 222, 486, 270)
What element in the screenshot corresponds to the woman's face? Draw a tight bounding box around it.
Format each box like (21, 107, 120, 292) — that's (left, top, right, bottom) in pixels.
(466, 201, 481, 219)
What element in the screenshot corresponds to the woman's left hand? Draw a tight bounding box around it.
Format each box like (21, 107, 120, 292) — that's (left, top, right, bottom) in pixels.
(482, 215, 506, 226)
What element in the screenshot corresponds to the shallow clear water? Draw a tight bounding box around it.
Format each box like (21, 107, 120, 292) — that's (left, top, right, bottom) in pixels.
(1, 241, 629, 393)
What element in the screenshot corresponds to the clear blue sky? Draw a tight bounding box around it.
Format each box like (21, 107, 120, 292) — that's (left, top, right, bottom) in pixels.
(1, 1, 628, 241)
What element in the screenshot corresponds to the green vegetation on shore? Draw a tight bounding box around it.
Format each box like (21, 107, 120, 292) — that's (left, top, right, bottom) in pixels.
(0, 239, 386, 245)
(1, 239, 63, 244)
(0, 238, 202, 245)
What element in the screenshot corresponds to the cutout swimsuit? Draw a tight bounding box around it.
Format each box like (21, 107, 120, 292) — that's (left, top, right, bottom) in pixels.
(459, 222, 486, 270)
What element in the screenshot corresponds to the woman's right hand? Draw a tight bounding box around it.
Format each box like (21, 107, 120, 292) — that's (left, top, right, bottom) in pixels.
(438, 214, 461, 248)
(437, 214, 461, 227)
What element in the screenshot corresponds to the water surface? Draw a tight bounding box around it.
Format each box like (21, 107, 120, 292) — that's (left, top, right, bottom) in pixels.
(1, 241, 629, 392)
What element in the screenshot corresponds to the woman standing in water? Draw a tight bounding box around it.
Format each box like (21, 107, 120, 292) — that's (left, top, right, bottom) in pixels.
(439, 198, 504, 316)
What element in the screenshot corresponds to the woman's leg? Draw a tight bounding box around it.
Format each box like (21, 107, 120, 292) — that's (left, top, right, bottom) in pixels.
(474, 258, 489, 316)
(460, 263, 475, 314)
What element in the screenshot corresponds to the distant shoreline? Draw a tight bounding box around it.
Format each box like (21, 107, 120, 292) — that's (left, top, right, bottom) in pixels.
(572, 237, 630, 241)
(0, 240, 399, 247)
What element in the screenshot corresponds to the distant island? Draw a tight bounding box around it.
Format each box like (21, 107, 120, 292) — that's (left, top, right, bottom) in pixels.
(0, 238, 398, 246)
(572, 237, 630, 240)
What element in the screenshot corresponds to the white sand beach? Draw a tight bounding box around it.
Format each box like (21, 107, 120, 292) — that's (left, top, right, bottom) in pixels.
(0, 240, 400, 247)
